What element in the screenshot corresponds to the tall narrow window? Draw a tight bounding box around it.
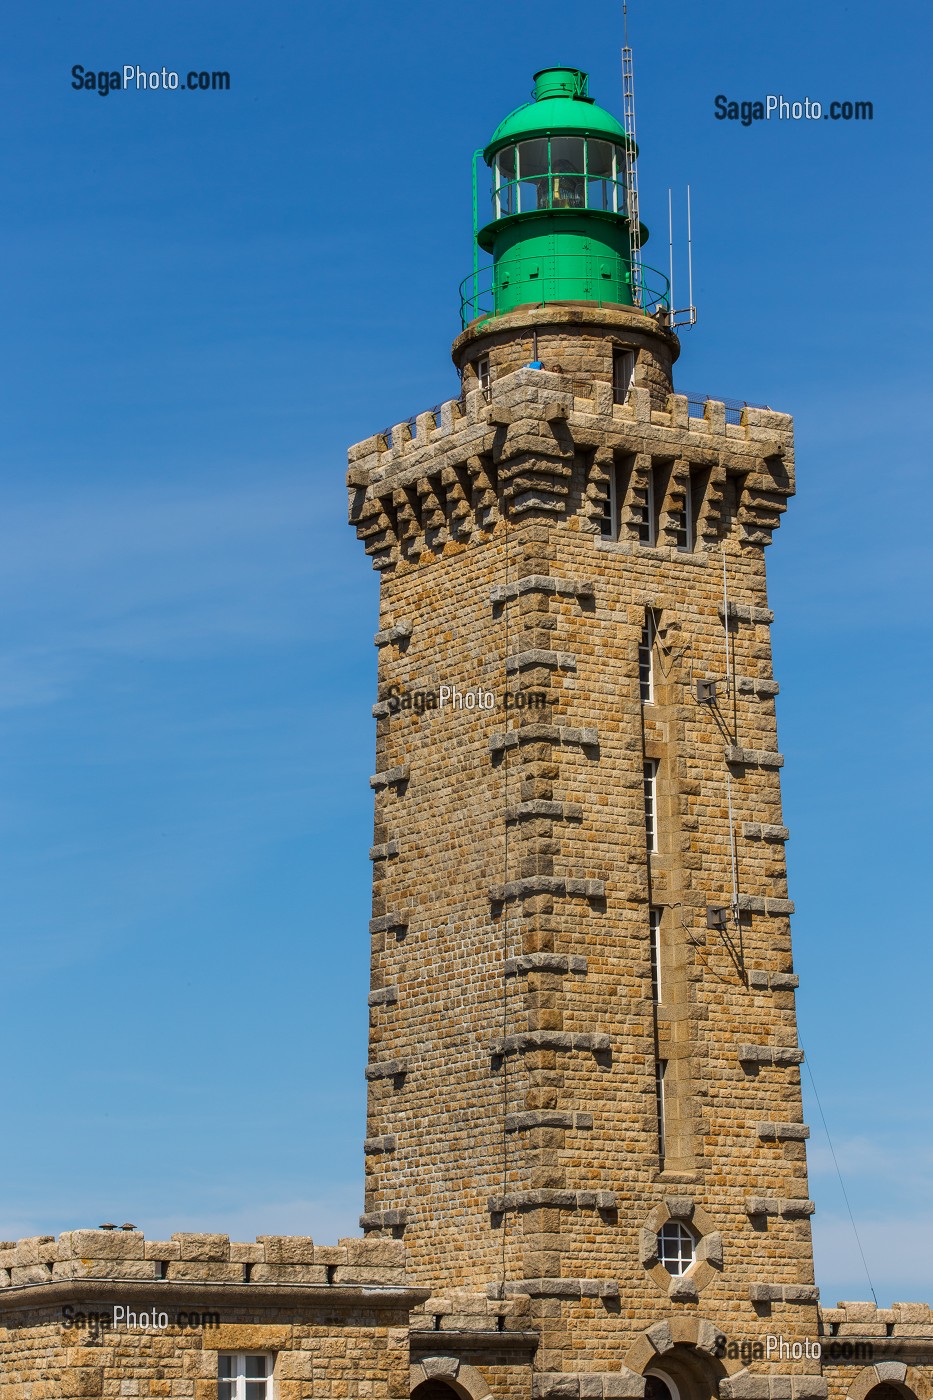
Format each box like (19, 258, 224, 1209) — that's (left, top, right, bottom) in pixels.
(613, 348, 635, 404)
(639, 612, 655, 702)
(643, 759, 658, 852)
(599, 461, 618, 539)
(655, 1058, 667, 1164)
(635, 469, 656, 546)
(476, 355, 491, 398)
(649, 907, 662, 1002)
(671, 472, 693, 552)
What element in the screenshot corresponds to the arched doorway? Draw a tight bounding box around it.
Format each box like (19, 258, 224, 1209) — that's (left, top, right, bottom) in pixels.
(412, 1385, 463, 1400)
(644, 1343, 725, 1400)
(863, 1387, 918, 1400)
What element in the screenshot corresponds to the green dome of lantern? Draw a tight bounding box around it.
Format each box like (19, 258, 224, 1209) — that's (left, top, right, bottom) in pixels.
(461, 67, 668, 327)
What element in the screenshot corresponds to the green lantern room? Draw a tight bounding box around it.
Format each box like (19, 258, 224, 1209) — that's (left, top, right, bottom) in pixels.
(462, 66, 669, 326)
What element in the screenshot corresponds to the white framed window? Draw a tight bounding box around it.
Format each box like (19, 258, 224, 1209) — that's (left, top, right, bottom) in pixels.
(639, 612, 655, 702)
(218, 1353, 274, 1399)
(655, 1058, 667, 1162)
(643, 759, 658, 852)
(476, 355, 491, 398)
(612, 348, 635, 404)
(649, 907, 662, 1002)
(657, 1220, 696, 1276)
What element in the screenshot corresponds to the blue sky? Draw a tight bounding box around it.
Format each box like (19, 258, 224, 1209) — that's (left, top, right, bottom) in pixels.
(2, 0, 930, 1309)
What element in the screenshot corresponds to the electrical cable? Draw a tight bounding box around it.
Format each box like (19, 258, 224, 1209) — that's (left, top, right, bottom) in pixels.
(803, 1051, 878, 1307)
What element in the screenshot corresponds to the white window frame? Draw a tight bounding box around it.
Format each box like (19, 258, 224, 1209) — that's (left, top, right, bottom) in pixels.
(649, 907, 662, 1003)
(476, 355, 491, 398)
(218, 1353, 274, 1399)
(643, 759, 658, 852)
(639, 612, 655, 702)
(657, 1220, 696, 1276)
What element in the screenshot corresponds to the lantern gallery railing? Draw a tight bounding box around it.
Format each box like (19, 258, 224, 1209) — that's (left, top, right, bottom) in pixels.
(460, 256, 671, 328)
(490, 136, 631, 219)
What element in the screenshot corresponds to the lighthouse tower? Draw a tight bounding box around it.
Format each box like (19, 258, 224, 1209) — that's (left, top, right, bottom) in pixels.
(349, 65, 820, 1400)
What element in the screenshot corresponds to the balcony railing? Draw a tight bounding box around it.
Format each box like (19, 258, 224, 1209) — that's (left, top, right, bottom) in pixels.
(460, 257, 670, 329)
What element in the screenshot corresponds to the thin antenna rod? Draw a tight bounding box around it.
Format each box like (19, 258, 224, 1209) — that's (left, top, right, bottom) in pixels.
(687, 184, 694, 316)
(668, 188, 674, 324)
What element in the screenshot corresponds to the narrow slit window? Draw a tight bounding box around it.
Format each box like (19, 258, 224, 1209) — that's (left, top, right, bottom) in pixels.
(476, 355, 491, 398)
(655, 1058, 667, 1164)
(635, 469, 656, 546)
(599, 462, 618, 539)
(643, 759, 658, 852)
(613, 348, 635, 405)
(639, 612, 655, 702)
(649, 907, 662, 1002)
(672, 471, 693, 552)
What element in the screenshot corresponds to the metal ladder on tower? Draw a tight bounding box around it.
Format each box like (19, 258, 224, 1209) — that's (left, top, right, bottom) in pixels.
(621, 44, 643, 307)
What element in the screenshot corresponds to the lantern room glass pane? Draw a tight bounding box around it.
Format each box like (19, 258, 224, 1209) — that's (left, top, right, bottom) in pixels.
(493, 147, 517, 218)
(516, 138, 548, 178)
(548, 135, 585, 209)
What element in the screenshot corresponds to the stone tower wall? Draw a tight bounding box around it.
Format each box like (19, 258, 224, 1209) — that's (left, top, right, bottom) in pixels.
(349, 305, 820, 1384)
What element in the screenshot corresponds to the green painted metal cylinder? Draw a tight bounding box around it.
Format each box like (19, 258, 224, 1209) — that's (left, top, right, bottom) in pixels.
(470, 66, 654, 320)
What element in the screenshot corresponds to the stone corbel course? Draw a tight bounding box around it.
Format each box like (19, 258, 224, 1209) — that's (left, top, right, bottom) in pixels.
(490, 575, 595, 607)
(364, 1059, 408, 1081)
(738, 1044, 805, 1067)
(369, 913, 408, 937)
(720, 603, 775, 625)
(743, 822, 790, 842)
(505, 952, 588, 976)
(369, 840, 399, 861)
(489, 725, 598, 754)
(726, 746, 784, 769)
(363, 1135, 397, 1154)
(748, 1283, 820, 1303)
(737, 895, 795, 916)
(505, 799, 584, 822)
(369, 765, 409, 790)
(489, 1030, 611, 1057)
(504, 1110, 594, 1132)
(747, 970, 799, 991)
(373, 621, 413, 647)
(757, 1121, 810, 1141)
(746, 1198, 815, 1219)
(359, 1209, 407, 1230)
(367, 986, 399, 1007)
(489, 876, 605, 903)
(505, 648, 577, 673)
(736, 676, 781, 697)
(488, 1189, 616, 1214)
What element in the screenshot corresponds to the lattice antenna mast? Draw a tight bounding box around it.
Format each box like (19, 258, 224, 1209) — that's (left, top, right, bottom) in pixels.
(621, 4, 643, 306)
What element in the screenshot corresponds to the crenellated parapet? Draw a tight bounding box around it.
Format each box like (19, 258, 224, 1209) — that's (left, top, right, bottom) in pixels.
(347, 366, 794, 570)
(0, 1229, 408, 1290)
